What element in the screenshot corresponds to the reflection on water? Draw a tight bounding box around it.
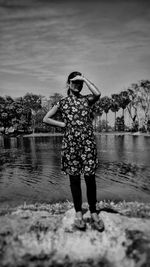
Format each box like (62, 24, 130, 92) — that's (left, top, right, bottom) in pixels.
(0, 134, 150, 207)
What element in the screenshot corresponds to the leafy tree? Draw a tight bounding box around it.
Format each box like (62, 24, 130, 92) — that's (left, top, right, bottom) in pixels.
(14, 97, 32, 132)
(127, 84, 140, 131)
(110, 94, 120, 131)
(127, 80, 150, 132)
(23, 93, 42, 133)
(118, 91, 130, 117)
(115, 116, 125, 131)
(46, 93, 63, 133)
(5, 96, 14, 105)
(91, 99, 103, 132)
(138, 80, 150, 131)
(49, 93, 63, 107)
(100, 96, 111, 131)
(0, 97, 6, 127)
(0, 96, 14, 129)
(0, 95, 32, 133)
(23, 93, 42, 112)
(118, 91, 130, 131)
(0, 96, 6, 105)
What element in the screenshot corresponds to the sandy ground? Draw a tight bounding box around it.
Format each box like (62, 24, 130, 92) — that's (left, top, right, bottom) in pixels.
(0, 201, 150, 267)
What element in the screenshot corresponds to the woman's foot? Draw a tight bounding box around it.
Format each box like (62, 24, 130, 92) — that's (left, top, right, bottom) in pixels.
(74, 211, 86, 231)
(91, 212, 104, 232)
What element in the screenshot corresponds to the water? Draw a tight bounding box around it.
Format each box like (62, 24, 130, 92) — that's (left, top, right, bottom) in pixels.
(0, 134, 150, 208)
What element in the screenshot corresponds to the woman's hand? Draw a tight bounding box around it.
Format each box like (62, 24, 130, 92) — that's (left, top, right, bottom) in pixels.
(70, 75, 85, 82)
(59, 122, 66, 128)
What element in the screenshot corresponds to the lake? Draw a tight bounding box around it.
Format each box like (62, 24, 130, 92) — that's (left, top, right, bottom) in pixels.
(0, 134, 150, 208)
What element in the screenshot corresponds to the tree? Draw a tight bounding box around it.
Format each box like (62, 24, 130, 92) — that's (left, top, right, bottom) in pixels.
(110, 94, 120, 131)
(118, 91, 130, 117)
(100, 96, 111, 131)
(47, 93, 63, 133)
(118, 91, 130, 131)
(115, 116, 125, 131)
(23, 93, 42, 112)
(14, 97, 32, 132)
(23, 93, 42, 134)
(0, 95, 33, 133)
(91, 99, 103, 132)
(138, 80, 150, 131)
(0, 96, 15, 130)
(0, 96, 6, 105)
(0, 97, 6, 127)
(127, 80, 150, 132)
(49, 93, 63, 107)
(5, 96, 14, 105)
(127, 84, 139, 131)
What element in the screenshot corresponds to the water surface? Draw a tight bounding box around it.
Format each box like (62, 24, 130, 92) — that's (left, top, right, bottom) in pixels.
(0, 134, 150, 207)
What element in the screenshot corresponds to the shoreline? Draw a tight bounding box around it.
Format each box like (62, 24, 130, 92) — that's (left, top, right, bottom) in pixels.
(1, 200, 150, 217)
(22, 131, 150, 138)
(1, 131, 150, 138)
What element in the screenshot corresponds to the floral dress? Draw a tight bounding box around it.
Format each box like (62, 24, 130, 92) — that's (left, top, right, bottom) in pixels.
(58, 94, 99, 176)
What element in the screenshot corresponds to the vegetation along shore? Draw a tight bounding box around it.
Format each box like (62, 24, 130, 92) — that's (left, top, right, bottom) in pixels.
(0, 79, 150, 136)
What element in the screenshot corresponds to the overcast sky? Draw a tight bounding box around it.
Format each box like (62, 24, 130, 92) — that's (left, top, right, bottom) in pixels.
(0, 0, 150, 99)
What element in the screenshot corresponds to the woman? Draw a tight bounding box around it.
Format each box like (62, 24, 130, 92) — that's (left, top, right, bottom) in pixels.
(43, 71, 104, 231)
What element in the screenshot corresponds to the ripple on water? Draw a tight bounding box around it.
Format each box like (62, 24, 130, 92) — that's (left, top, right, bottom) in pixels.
(0, 135, 150, 206)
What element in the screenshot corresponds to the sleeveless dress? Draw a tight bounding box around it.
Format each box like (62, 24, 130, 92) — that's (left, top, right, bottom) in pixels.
(58, 94, 99, 176)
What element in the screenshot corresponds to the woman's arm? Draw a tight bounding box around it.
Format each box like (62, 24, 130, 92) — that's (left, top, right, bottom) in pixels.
(70, 74, 101, 105)
(83, 76, 101, 105)
(70, 74, 101, 97)
(83, 76, 101, 97)
(43, 104, 65, 128)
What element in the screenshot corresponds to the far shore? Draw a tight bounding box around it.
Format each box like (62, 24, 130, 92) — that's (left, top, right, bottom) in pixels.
(23, 131, 150, 137)
(0, 131, 150, 139)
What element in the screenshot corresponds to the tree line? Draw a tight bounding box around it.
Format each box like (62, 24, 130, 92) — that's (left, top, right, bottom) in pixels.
(0, 79, 150, 135)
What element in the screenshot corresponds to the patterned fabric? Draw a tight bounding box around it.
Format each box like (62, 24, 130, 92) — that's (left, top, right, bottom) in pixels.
(58, 94, 99, 175)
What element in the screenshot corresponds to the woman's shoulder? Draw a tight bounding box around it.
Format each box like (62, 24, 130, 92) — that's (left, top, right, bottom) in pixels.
(57, 96, 70, 106)
(83, 94, 100, 105)
(60, 95, 70, 102)
(79, 94, 91, 101)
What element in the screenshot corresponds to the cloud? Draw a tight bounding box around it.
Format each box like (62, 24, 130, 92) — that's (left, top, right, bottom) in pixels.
(0, 0, 150, 97)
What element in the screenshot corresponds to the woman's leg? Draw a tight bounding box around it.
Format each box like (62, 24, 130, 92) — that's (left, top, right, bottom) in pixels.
(84, 174, 104, 231)
(69, 175, 82, 212)
(69, 175, 86, 230)
(84, 174, 97, 213)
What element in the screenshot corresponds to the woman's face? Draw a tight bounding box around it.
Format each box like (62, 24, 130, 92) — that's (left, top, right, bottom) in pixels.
(69, 80, 83, 94)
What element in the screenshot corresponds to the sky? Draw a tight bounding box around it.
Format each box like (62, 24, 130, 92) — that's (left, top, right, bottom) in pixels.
(0, 0, 150, 99)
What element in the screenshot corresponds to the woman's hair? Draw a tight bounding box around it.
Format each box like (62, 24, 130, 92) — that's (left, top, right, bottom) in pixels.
(67, 71, 82, 83)
(67, 71, 82, 96)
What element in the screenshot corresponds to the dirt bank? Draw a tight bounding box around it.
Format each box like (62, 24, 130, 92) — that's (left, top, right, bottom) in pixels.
(0, 201, 150, 267)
